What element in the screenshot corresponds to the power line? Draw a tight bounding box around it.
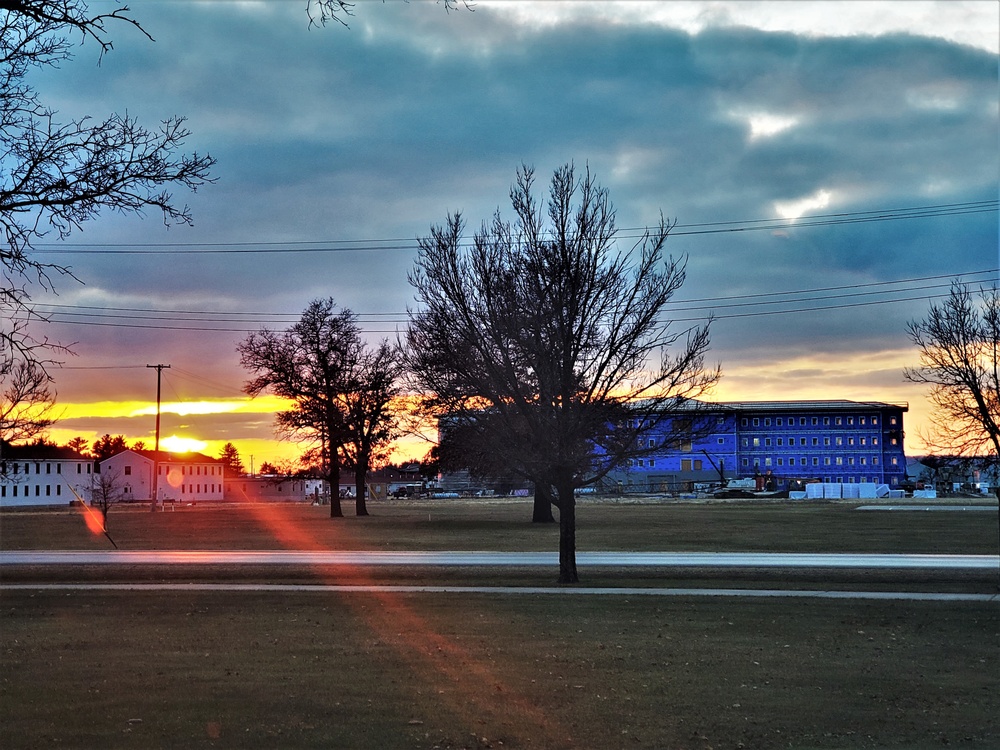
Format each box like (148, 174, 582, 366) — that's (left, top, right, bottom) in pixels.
(669, 291, 958, 323)
(667, 269, 999, 304)
(18, 290, 979, 333)
(29, 199, 998, 254)
(166, 366, 246, 397)
(30, 268, 999, 317)
(29, 268, 998, 331)
(22, 280, 960, 324)
(50, 365, 149, 370)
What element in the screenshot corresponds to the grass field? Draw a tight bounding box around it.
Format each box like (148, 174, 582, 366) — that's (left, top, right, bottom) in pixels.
(2, 500, 998, 749)
(2, 498, 998, 554)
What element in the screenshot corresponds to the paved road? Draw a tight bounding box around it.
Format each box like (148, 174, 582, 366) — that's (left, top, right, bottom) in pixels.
(2, 581, 996, 602)
(2, 550, 997, 569)
(856, 505, 998, 512)
(5, 550, 997, 603)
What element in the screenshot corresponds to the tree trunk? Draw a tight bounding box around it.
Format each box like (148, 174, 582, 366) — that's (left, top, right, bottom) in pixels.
(532, 484, 556, 523)
(555, 480, 578, 583)
(355, 460, 369, 517)
(329, 463, 343, 518)
(995, 486, 1000, 593)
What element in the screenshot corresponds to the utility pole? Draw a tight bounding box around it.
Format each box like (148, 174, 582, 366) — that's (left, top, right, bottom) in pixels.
(147, 364, 170, 512)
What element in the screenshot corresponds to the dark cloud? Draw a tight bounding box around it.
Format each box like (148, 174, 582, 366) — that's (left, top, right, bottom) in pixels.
(18, 2, 996, 457)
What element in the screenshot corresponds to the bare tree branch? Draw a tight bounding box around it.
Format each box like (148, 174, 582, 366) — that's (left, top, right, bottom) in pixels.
(306, 0, 473, 29)
(405, 163, 720, 582)
(239, 299, 404, 518)
(0, 354, 55, 444)
(904, 281, 1000, 466)
(1, 1, 216, 375)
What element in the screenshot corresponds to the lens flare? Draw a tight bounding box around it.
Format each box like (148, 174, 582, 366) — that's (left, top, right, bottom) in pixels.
(66, 486, 117, 548)
(80, 505, 106, 536)
(236, 502, 571, 746)
(167, 468, 183, 489)
(71, 498, 106, 537)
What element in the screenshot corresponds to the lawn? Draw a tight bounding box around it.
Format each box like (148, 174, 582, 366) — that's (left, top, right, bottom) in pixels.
(2, 497, 997, 554)
(2, 500, 998, 749)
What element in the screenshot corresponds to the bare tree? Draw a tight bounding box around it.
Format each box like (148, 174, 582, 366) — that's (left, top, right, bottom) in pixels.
(905, 282, 1000, 474)
(89, 463, 124, 547)
(406, 163, 720, 583)
(1, 1, 215, 371)
(904, 281, 1000, 575)
(239, 298, 361, 518)
(240, 301, 405, 516)
(340, 340, 404, 515)
(0, 356, 55, 445)
(905, 277, 1000, 562)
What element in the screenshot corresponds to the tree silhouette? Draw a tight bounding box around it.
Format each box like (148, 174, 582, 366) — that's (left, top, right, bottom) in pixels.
(339, 340, 403, 515)
(407, 163, 719, 582)
(1, 1, 215, 373)
(218, 442, 246, 478)
(905, 281, 1000, 476)
(905, 281, 1000, 555)
(91, 433, 127, 461)
(0, 358, 55, 445)
(239, 298, 400, 518)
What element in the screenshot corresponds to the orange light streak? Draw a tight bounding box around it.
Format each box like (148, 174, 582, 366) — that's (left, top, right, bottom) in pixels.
(77, 502, 106, 537)
(66, 485, 117, 548)
(238, 500, 573, 745)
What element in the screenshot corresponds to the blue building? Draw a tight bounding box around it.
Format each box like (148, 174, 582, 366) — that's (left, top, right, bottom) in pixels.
(605, 400, 908, 493)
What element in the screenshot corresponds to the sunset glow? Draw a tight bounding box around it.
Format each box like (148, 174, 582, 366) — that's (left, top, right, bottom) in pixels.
(160, 435, 209, 454)
(39, 350, 940, 464)
(55, 395, 294, 421)
(128, 401, 243, 418)
(14, 0, 992, 472)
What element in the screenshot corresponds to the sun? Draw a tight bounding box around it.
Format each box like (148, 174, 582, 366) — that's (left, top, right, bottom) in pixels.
(160, 435, 208, 454)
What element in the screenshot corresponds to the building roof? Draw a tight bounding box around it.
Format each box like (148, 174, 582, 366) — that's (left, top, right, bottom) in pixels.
(106, 449, 222, 464)
(1, 443, 90, 461)
(633, 398, 908, 414)
(713, 399, 909, 413)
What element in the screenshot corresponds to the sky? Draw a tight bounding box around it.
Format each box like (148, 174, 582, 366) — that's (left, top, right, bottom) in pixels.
(17, 0, 1000, 468)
